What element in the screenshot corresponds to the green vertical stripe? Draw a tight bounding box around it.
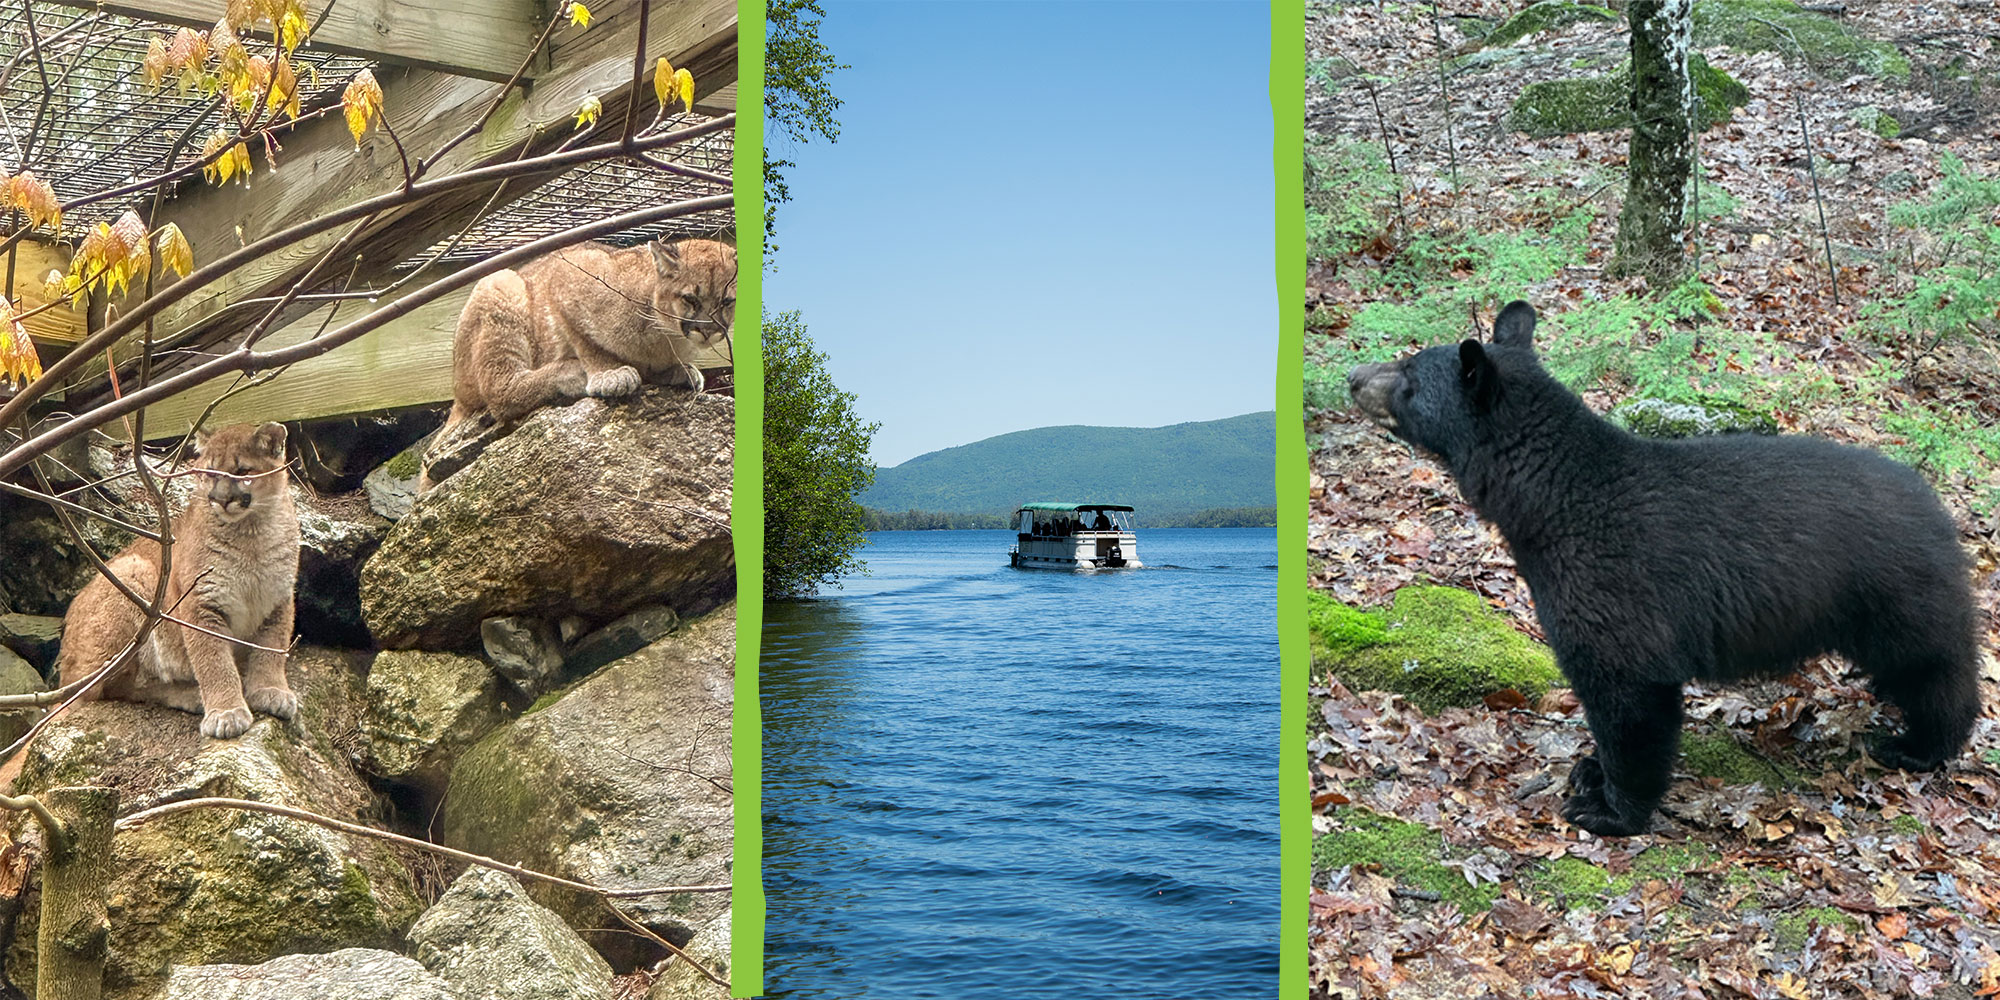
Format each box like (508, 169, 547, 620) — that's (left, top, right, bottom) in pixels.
(731, 0, 767, 992)
(1270, 0, 1306, 996)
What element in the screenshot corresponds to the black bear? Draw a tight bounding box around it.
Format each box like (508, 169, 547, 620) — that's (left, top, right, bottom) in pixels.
(1345, 301, 1981, 837)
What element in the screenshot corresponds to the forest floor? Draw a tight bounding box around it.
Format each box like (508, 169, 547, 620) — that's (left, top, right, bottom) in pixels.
(1306, 3, 2000, 998)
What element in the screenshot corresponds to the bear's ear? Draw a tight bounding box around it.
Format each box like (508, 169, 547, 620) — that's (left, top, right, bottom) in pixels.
(1492, 300, 1537, 351)
(1459, 340, 1501, 412)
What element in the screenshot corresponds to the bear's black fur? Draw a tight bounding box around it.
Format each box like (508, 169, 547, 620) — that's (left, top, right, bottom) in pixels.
(1346, 301, 1981, 837)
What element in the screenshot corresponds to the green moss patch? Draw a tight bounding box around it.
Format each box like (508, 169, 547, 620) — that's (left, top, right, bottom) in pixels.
(1482, 1, 1619, 50)
(1509, 54, 1749, 137)
(1609, 397, 1778, 438)
(1308, 586, 1562, 713)
(1313, 809, 1501, 912)
(1693, 0, 1910, 80)
(1888, 813, 1926, 836)
(1681, 730, 1800, 787)
(1527, 844, 1717, 908)
(1774, 906, 1859, 950)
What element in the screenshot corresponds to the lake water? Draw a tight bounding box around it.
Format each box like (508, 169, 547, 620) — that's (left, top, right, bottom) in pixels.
(761, 527, 1280, 998)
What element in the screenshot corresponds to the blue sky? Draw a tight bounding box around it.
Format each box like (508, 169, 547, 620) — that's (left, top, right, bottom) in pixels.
(764, 0, 1275, 467)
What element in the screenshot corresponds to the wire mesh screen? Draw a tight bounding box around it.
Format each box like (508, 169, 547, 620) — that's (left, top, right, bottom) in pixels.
(0, 3, 371, 230)
(0, 3, 733, 258)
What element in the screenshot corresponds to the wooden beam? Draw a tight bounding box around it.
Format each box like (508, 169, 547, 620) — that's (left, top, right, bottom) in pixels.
(71, 0, 734, 405)
(112, 277, 735, 439)
(3, 242, 87, 346)
(51, 0, 544, 82)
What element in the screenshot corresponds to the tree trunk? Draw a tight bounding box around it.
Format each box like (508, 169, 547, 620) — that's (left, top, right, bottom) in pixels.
(36, 786, 118, 1000)
(1613, 0, 1696, 284)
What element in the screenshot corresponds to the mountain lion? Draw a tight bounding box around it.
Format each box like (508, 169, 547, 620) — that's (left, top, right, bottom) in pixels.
(58, 422, 300, 739)
(443, 238, 736, 432)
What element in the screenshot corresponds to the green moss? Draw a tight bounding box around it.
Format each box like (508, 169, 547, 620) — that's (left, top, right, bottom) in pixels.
(524, 690, 564, 715)
(1482, 0, 1619, 49)
(1681, 730, 1799, 787)
(1528, 844, 1717, 908)
(1852, 106, 1901, 138)
(1509, 55, 1749, 137)
(1312, 810, 1501, 912)
(1774, 906, 1859, 950)
(381, 448, 422, 480)
(1888, 813, 1926, 836)
(1694, 0, 1910, 80)
(1609, 398, 1778, 438)
(1308, 586, 1562, 713)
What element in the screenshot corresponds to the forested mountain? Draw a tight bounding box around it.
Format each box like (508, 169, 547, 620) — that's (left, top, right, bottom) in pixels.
(860, 412, 1275, 519)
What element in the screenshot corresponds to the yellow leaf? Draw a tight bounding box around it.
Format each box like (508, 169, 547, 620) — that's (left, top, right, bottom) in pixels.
(575, 94, 602, 129)
(8, 172, 61, 231)
(143, 36, 171, 87)
(156, 224, 195, 278)
(0, 300, 41, 390)
(1775, 972, 1811, 1000)
(200, 131, 230, 184)
(231, 142, 253, 182)
(342, 68, 383, 145)
(41, 269, 62, 300)
(674, 68, 694, 112)
(654, 57, 674, 108)
(568, 1, 591, 28)
(279, 9, 308, 51)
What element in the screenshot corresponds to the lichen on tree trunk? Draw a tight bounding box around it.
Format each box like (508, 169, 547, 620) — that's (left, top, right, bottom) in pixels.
(1612, 0, 1696, 284)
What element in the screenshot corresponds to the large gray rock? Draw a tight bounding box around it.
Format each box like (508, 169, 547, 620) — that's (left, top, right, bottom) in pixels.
(0, 646, 45, 748)
(645, 908, 731, 1000)
(360, 389, 734, 650)
(152, 948, 458, 1000)
(409, 867, 612, 1000)
(8, 648, 424, 999)
(0, 611, 62, 673)
(442, 606, 734, 969)
(358, 650, 519, 801)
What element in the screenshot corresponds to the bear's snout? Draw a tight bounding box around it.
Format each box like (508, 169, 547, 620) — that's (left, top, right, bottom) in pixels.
(1347, 362, 1400, 429)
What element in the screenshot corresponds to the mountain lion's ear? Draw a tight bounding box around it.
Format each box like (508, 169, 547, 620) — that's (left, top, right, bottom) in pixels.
(189, 428, 209, 458)
(651, 240, 681, 277)
(254, 421, 287, 458)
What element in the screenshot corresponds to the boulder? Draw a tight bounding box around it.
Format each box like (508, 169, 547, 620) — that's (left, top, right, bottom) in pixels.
(0, 612, 63, 675)
(566, 605, 679, 679)
(296, 505, 392, 647)
(645, 908, 731, 1000)
(0, 646, 45, 749)
(358, 650, 520, 802)
(442, 606, 734, 969)
(150, 948, 457, 1000)
(8, 647, 424, 998)
(361, 389, 734, 650)
(408, 867, 612, 1000)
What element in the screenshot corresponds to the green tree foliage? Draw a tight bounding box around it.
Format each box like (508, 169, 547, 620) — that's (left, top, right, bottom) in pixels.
(764, 310, 879, 598)
(765, 0, 844, 258)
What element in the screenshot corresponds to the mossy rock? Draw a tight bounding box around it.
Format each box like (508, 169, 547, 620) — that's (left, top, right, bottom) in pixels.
(1508, 54, 1749, 137)
(1307, 586, 1561, 713)
(1481, 0, 1619, 50)
(1527, 843, 1717, 909)
(1693, 0, 1910, 80)
(1681, 729, 1802, 787)
(1312, 809, 1501, 912)
(1609, 397, 1778, 438)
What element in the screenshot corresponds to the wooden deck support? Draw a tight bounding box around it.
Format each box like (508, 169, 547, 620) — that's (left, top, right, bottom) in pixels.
(47, 0, 545, 82)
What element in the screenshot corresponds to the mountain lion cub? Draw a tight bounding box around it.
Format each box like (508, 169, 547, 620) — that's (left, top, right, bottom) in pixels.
(443, 238, 736, 433)
(58, 422, 300, 739)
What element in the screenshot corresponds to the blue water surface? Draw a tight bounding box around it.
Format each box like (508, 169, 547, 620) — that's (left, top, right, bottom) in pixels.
(762, 527, 1280, 999)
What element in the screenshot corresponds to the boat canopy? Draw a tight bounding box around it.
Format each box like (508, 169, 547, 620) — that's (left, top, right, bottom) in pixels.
(1016, 502, 1135, 512)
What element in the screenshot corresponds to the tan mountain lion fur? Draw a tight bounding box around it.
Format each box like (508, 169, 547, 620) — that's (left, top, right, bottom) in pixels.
(444, 238, 736, 432)
(58, 422, 300, 739)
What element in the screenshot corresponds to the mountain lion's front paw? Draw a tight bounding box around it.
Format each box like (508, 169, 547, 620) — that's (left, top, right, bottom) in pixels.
(201, 705, 255, 739)
(585, 366, 642, 398)
(248, 686, 300, 720)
